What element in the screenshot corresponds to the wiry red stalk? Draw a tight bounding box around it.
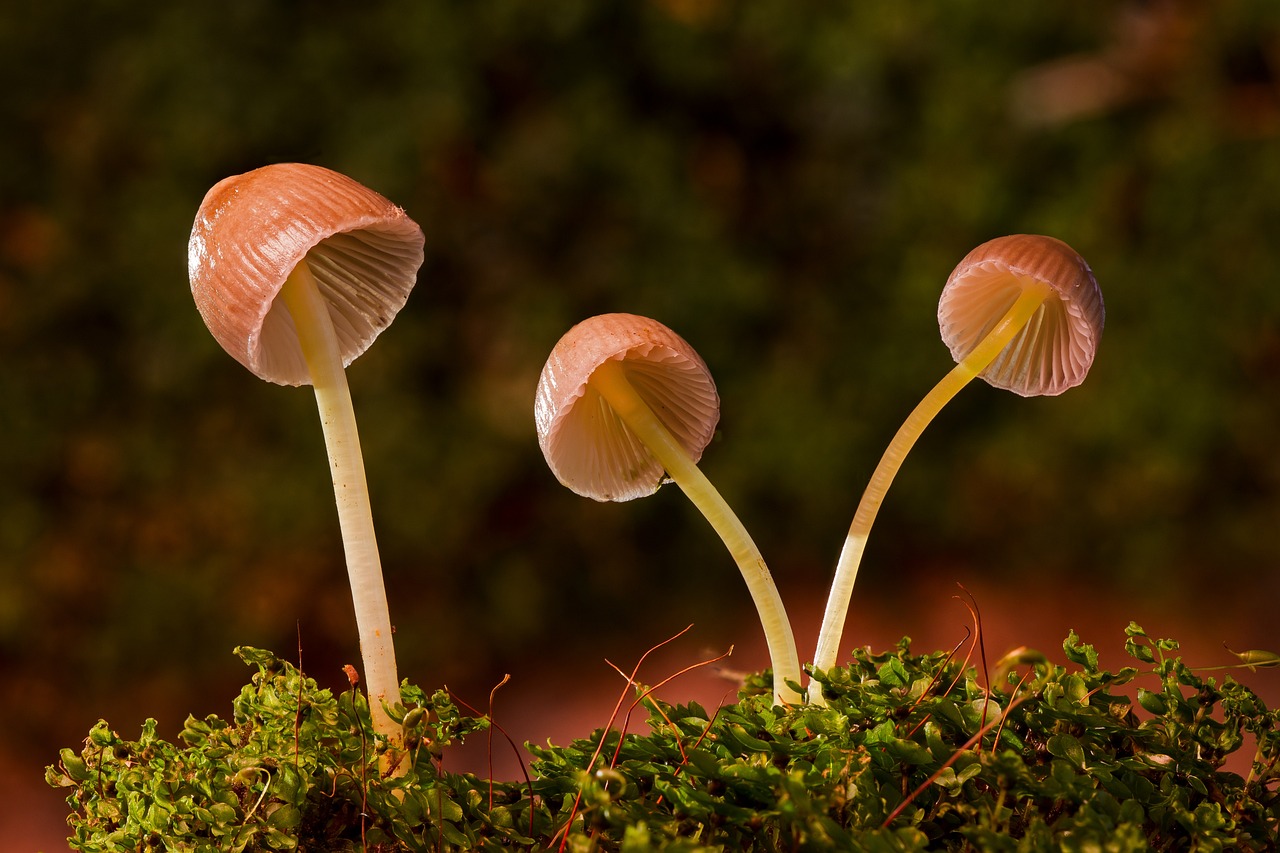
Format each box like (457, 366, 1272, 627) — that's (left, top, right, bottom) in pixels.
(554, 625, 695, 852)
(604, 644, 735, 770)
(294, 627, 305, 776)
(953, 584, 994, 743)
(906, 629, 972, 739)
(446, 684, 537, 838)
(488, 674, 510, 811)
(656, 692, 735, 808)
(991, 669, 1034, 756)
(882, 692, 1031, 828)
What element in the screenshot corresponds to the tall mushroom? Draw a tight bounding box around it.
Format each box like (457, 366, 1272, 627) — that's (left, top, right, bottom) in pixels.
(809, 235, 1104, 704)
(188, 163, 425, 747)
(536, 313, 803, 705)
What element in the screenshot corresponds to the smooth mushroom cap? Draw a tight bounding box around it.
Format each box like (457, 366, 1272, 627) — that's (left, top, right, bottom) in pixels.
(188, 163, 426, 386)
(536, 313, 720, 502)
(938, 234, 1104, 397)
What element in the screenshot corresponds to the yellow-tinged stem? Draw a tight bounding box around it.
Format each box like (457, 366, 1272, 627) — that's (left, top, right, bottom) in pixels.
(590, 358, 803, 706)
(808, 282, 1053, 705)
(279, 261, 402, 754)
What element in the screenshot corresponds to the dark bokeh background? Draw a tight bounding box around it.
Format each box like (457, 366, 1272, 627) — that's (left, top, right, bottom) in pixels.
(5, 2, 1280, 847)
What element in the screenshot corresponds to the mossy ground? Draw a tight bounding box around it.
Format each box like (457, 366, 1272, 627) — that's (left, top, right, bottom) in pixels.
(49, 624, 1279, 851)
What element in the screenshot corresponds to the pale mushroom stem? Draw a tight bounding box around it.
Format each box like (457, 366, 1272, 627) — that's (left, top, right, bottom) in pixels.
(590, 358, 804, 706)
(808, 281, 1053, 705)
(278, 260, 401, 745)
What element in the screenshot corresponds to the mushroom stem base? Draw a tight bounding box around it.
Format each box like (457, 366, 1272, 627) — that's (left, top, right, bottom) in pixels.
(590, 358, 803, 706)
(809, 282, 1052, 705)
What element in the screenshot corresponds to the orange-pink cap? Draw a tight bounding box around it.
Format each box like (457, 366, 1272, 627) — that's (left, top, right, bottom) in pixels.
(188, 163, 425, 386)
(535, 313, 719, 502)
(938, 234, 1104, 397)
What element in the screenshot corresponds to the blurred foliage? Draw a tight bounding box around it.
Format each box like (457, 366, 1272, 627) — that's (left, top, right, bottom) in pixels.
(3, 0, 1280, 773)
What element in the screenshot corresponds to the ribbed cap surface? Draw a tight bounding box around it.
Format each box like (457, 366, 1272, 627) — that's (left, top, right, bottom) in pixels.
(536, 313, 720, 502)
(938, 234, 1104, 396)
(188, 163, 425, 386)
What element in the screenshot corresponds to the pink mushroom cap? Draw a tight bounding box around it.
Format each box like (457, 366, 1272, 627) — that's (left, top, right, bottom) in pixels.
(188, 163, 425, 386)
(535, 313, 720, 502)
(938, 234, 1104, 397)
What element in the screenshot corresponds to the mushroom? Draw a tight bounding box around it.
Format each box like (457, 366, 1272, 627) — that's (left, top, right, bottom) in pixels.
(188, 163, 425, 747)
(536, 313, 803, 705)
(809, 235, 1104, 704)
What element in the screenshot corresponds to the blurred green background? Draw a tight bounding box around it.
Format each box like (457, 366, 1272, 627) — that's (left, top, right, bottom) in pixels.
(5, 1, 1280, 846)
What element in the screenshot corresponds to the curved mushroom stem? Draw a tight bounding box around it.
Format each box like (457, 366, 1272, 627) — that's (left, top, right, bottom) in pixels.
(808, 282, 1053, 705)
(590, 358, 803, 706)
(278, 260, 402, 752)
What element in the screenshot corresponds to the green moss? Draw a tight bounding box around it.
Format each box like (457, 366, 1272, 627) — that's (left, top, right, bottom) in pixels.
(49, 624, 1279, 851)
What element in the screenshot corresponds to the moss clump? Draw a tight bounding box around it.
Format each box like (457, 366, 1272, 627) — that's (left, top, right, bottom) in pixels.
(49, 624, 1279, 851)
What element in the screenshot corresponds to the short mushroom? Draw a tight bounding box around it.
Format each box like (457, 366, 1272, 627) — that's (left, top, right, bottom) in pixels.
(188, 163, 424, 748)
(809, 235, 1104, 704)
(536, 313, 803, 705)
